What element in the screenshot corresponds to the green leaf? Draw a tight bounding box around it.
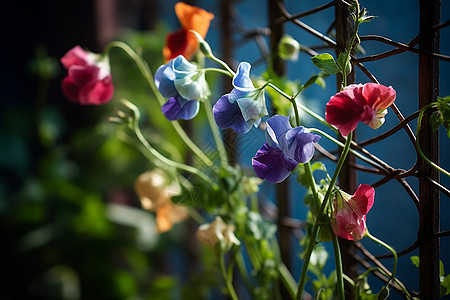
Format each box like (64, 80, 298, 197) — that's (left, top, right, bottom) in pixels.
(442, 274, 450, 295)
(315, 76, 326, 89)
(359, 8, 375, 23)
(410, 256, 420, 268)
(437, 96, 450, 121)
(430, 111, 444, 132)
(440, 260, 444, 277)
(311, 53, 340, 75)
(303, 74, 319, 90)
(311, 162, 328, 174)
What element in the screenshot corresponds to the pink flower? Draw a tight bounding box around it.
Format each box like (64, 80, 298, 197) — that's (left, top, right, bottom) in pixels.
(332, 184, 374, 241)
(325, 83, 396, 136)
(61, 46, 114, 105)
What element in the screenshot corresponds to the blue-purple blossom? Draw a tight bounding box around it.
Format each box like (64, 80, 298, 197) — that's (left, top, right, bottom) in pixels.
(213, 62, 268, 134)
(252, 115, 321, 183)
(155, 55, 209, 120)
(161, 96, 199, 120)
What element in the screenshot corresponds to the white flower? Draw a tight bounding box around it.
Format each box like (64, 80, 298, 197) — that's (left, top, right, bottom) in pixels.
(196, 216, 240, 250)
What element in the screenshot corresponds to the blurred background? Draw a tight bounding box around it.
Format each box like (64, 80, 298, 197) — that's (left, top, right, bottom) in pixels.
(1, 0, 449, 299)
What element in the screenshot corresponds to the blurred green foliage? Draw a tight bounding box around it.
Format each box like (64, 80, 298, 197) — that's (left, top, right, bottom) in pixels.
(0, 26, 219, 300)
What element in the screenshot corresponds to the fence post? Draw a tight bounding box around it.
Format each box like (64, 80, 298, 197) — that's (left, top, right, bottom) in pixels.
(268, 1, 292, 296)
(335, 2, 358, 299)
(418, 0, 440, 298)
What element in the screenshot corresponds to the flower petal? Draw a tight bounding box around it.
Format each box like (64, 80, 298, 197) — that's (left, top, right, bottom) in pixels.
(174, 2, 214, 37)
(362, 82, 396, 111)
(213, 94, 253, 133)
(265, 115, 292, 148)
(231, 62, 255, 93)
(163, 29, 189, 62)
(68, 65, 99, 87)
(78, 75, 114, 105)
(285, 127, 321, 163)
(60, 45, 89, 68)
(252, 143, 298, 183)
(155, 61, 178, 98)
(61, 76, 81, 103)
(325, 84, 366, 137)
(161, 96, 199, 120)
(347, 184, 374, 215)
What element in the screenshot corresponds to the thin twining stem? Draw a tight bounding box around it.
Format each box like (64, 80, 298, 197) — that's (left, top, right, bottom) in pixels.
(354, 242, 411, 298)
(354, 254, 416, 299)
(376, 240, 420, 260)
(106, 41, 215, 168)
(358, 111, 420, 147)
(275, 0, 339, 23)
(359, 35, 450, 61)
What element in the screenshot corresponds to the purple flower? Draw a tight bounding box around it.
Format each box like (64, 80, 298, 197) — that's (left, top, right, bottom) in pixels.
(161, 96, 199, 121)
(213, 62, 268, 134)
(252, 115, 321, 183)
(155, 55, 209, 120)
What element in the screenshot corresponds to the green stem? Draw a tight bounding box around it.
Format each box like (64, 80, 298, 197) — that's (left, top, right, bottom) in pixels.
(278, 263, 297, 299)
(203, 98, 229, 167)
(203, 67, 234, 77)
(218, 250, 239, 300)
(296, 131, 353, 300)
(331, 231, 345, 300)
(106, 41, 215, 168)
(122, 100, 218, 189)
(268, 82, 337, 133)
(235, 250, 259, 299)
(341, 1, 360, 88)
(415, 103, 450, 176)
(366, 232, 398, 293)
(209, 54, 235, 77)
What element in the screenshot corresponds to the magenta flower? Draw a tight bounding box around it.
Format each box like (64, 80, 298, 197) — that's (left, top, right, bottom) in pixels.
(332, 184, 375, 241)
(61, 46, 114, 105)
(325, 83, 396, 136)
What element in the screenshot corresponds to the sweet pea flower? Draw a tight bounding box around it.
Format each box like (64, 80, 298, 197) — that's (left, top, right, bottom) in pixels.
(163, 2, 214, 62)
(325, 83, 396, 137)
(196, 216, 240, 250)
(135, 169, 188, 233)
(60, 46, 114, 105)
(331, 184, 375, 241)
(213, 62, 268, 134)
(155, 55, 210, 120)
(252, 115, 321, 183)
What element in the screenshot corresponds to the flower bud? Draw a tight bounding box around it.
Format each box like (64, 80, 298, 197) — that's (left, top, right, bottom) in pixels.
(190, 30, 214, 59)
(278, 35, 300, 61)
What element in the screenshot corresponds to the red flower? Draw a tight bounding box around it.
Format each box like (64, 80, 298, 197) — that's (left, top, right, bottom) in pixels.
(325, 83, 396, 136)
(163, 2, 214, 62)
(61, 46, 114, 105)
(332, 184, 375, 241)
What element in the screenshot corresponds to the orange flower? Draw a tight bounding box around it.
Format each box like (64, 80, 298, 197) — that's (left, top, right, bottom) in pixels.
(163, 2, 214, 62)
(135, 169, 188, 233)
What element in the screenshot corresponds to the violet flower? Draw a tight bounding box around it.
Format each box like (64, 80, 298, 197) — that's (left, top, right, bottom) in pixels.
(252, 115, 321, 183)
(213, 62, 268, 134)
